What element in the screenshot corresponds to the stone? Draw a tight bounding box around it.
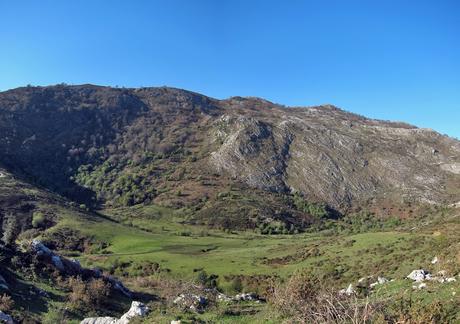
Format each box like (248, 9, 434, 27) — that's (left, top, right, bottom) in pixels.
(80, 301, 148, 324)
(234, 292, 258, 301)
(51, 255, 65, 271)
(407, 269, 431, 282)
(80, 317, 117, 324)
(173, 293, 207, 312)
(0, 311, 13, 324)
(339, 284, 355, 296)
(171, 321, 181, 324)
(216, 293, 232, 302)
(431, 256, 438, 264)
(31, 239, 52, 256)
(118, 301, 149, 324)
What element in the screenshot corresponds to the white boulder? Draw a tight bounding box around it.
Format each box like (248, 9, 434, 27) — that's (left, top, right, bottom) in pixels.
(339, 284, 355, 296)
(118, 301, 149, 324)
(80, 301, 148, 324)
(431, 257, 438, 264)
(407, 269, 431, 282)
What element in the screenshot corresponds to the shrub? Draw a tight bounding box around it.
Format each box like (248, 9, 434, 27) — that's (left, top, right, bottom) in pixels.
(31, 212, 46, 228)
(270, 271, 381, 323)
(230, 277, 243, 293)
(67, 277, 111, 311)
(0, 294, 14, 312)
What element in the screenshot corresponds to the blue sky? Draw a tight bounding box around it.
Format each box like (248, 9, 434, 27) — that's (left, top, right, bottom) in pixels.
(1, 0, 459, 138)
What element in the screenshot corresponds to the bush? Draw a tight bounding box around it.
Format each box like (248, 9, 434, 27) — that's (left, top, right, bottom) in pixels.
(31, 212, 46, 228)
(67, 277, 110, 311)
(270, 271, 381, 323)
(0, 294, 14, 312)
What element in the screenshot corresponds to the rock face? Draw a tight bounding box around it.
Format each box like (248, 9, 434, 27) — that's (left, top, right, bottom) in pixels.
(0, 85, 458, 219)
(80, 301, 148, 324)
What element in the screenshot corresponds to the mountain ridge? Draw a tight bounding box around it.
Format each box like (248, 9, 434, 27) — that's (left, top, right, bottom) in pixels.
(0, 84, 459, 230)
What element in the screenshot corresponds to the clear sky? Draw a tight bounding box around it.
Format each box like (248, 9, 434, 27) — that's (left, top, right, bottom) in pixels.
(1, 0, 459, 138)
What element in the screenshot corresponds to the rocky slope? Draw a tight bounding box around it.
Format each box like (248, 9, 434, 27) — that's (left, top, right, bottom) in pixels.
(0, 84, 458, 227)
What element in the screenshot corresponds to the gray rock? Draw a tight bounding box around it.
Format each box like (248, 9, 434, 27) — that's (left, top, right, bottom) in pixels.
(51, 255, 65, 271)
(173, 293, 207, 312)
(80, 317, 117, 324)
(407, 269, 431, 282)
(0, 311, 13, 324)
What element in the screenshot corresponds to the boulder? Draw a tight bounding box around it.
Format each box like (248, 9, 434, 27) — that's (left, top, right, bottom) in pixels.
(118, 301, 149, 324)
(171, 321, 181, 324)
(80, 301, 148, 324)
(31, 239, 52, 256)
(51, 255, 65, 271)
(173, 293, 207, 312)
(407, 270, 431, 282)
(431, 256, 438, 264)
(0, 311, 13, 324)
(339, 284, 355, 296)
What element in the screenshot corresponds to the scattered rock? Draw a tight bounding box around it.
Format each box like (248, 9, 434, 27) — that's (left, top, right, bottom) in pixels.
(339, 284, 355, 296)
(431, 256, 438, 264)
(171, 321, 181, 324)
(234, 292, 258, 301)
(80, 301, 148, 324)
(173, 293, 207, 312)
(0, 311, 13, 324)
(80, 317, 117, 324)
(412, 282, 427, 290)
(216, 293, 232, 302)
(446, 277, 457, 283)
(369, 276, 389, 288)
(407, 269, 431, 282)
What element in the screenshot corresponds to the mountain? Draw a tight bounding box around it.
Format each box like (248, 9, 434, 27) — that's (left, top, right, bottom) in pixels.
(0, 84, 459, 231)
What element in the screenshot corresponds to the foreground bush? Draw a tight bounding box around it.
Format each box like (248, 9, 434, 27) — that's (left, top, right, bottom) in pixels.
(269, 271, 458, 323)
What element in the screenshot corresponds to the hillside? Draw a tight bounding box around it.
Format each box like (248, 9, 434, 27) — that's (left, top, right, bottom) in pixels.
(0, 84, 459, 323)
(0, 85, 459, 226)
